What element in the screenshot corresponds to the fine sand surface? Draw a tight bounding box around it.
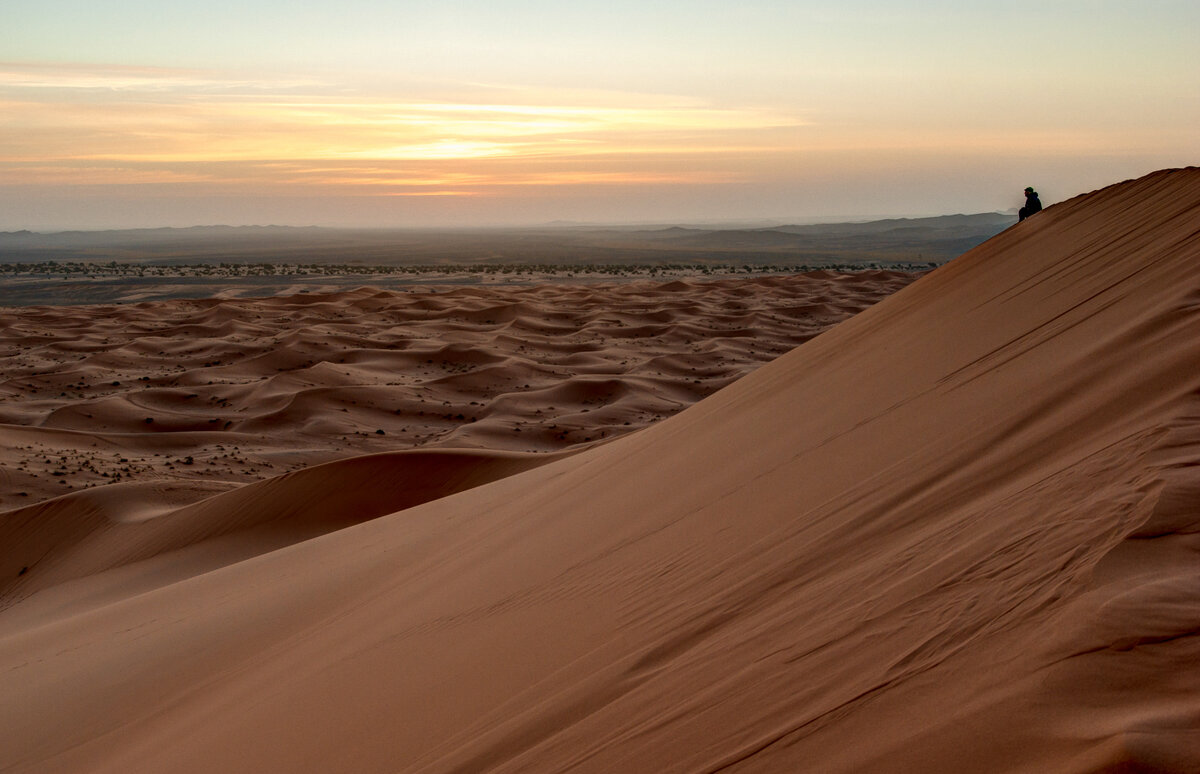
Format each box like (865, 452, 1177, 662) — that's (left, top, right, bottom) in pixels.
(2, 168, 1199, 772)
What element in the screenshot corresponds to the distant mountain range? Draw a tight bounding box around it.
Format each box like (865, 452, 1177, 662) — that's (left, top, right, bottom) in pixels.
(0, 213, 1015, 266)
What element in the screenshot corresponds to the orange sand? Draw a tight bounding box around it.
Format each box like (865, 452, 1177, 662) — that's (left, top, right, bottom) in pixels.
(0, 272, 912, 508)
(2, 168, 1200, 773)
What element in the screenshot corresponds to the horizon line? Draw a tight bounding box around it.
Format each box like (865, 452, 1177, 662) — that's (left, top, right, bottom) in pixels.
(3, 210, 1015, 235)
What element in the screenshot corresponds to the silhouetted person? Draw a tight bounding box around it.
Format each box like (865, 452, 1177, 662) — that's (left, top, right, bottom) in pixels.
(1019, 186, 1042, 221)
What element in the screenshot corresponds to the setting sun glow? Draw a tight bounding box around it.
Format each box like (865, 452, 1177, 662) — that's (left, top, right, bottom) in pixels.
(3, 1, 1197, 228)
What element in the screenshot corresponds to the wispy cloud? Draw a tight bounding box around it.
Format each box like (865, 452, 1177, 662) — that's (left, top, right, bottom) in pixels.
(0, 63, 805, 195)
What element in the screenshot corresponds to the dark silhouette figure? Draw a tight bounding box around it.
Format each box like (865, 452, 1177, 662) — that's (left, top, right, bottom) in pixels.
(1019, 187, 1042, 221)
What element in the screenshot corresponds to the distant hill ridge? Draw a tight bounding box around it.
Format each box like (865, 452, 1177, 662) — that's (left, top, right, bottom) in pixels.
(0, 213, 1014, 266)
(1, 213, 1009, 240)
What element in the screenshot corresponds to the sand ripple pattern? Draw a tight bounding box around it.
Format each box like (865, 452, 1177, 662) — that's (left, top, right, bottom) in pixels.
(0, 272, 917, 507)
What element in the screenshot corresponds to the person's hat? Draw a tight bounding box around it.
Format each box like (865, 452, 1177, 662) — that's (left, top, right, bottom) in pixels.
(1025, 186, 1035, 192)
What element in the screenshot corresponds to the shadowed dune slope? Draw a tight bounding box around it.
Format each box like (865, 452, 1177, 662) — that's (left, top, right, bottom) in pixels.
(3, 168, 1200, 772)
(0, 448, 564, 625)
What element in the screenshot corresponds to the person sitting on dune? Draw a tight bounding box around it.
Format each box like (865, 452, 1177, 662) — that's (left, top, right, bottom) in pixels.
(1019, 187, 1042, 221)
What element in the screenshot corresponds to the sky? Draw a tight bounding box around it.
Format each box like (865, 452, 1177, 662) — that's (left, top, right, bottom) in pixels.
(2, 0, 1198, 230)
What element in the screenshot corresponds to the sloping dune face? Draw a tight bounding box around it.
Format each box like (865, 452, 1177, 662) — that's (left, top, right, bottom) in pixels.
(3, 168, 1200, 773)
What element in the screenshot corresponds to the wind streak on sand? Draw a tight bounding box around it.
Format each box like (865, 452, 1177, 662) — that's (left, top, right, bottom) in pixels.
(2, 168, 1200, 772)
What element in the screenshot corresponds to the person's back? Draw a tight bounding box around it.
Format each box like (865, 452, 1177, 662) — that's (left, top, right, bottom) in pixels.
(1019, 186, 1042, 221)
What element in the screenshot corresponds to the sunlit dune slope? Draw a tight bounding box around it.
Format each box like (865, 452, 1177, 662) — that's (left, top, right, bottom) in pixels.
(2, 168, 1200, 773)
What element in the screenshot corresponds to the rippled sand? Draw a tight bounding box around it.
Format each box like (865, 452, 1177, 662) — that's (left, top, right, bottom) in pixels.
(0, 271, 915, 507)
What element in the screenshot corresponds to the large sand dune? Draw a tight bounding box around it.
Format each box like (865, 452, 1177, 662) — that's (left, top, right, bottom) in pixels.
(3, 168, 1200, 772)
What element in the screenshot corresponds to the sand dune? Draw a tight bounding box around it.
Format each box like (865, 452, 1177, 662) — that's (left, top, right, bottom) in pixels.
(0, 449, 564, 626)
(2, 168, 1200, 772)
(0, 271, 913, 509)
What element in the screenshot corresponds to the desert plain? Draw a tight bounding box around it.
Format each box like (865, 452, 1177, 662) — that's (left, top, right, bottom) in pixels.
(2, 168, 1199, 772)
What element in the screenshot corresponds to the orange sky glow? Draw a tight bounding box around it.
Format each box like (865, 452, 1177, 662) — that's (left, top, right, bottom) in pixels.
(3, 1, 1197, 229)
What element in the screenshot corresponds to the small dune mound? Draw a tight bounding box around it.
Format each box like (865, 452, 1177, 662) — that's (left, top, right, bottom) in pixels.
(0, 447, 562, 618)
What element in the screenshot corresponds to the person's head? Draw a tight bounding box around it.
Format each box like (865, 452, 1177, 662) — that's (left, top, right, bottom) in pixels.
(1025, 186, 1036, 195)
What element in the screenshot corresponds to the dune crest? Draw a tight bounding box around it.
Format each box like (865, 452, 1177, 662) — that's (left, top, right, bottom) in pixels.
(3, 169, 1200, 772)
